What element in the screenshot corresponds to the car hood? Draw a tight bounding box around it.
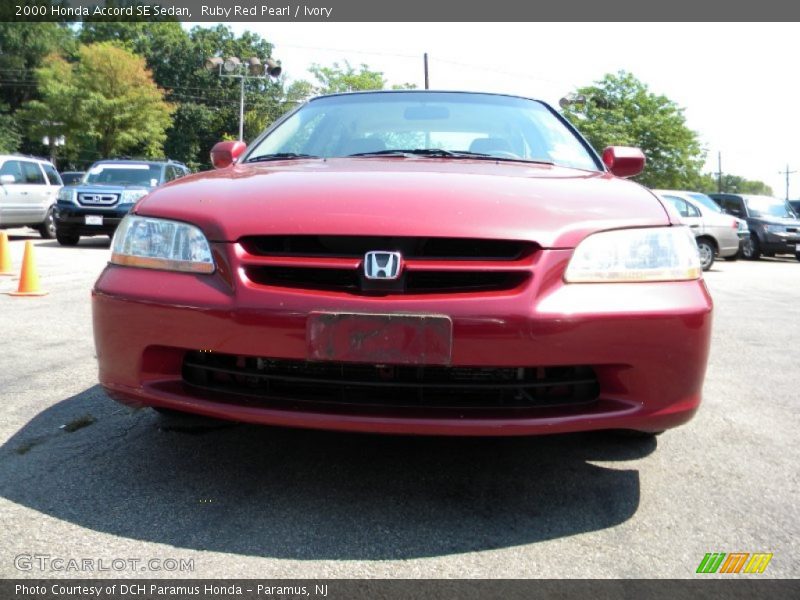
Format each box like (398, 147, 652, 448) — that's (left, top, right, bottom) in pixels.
(135, 158, 673, 248)
(750, 215, 800, 227)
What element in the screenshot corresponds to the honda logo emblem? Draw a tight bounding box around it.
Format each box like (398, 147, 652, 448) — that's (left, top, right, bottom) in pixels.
(364, 251, 403, 280)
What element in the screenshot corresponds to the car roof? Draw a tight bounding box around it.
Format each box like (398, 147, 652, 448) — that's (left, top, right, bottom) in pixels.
(307, 89, 543, 104)
(0, 154, 54, 165)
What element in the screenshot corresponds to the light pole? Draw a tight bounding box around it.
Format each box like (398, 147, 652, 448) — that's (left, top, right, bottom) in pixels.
(205, 56, 282, 141)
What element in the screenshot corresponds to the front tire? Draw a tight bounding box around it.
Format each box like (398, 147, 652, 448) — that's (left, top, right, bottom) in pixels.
(38, 207, 56, 239)
(742, 234, 761, 260)
(696, 239, 715, 271)
(56, 230, 80, 246)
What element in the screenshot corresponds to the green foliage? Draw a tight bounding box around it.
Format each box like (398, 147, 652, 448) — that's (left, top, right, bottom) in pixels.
(306, 61, 388, 94)
(2, 23, 412, 170)
(562, 71, 705, 189)
(696, 173, 773, 196)
(0, 22, 75, 111)
(20, 43, 173, 161)
(79, 23, 285, 169)
(0, 105, 21, 153)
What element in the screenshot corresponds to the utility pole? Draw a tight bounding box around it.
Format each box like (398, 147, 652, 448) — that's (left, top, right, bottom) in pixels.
(424, 53, 429, 90)
(779, 164, 796, 201)
(716, 151, 722, 193)
(205, 56, 282, 142)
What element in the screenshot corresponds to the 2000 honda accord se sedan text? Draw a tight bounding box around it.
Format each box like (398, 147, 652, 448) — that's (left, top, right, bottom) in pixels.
(92, 91, 712, 437)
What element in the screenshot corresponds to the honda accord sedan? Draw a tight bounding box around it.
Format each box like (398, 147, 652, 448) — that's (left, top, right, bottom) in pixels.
(92, 91, 712, 437)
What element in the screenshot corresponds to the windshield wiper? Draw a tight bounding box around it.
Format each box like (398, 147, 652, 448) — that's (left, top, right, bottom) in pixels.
(346, 148, 553, 164)
(245, 153, 319, 163)
(348, 148, 475, 158)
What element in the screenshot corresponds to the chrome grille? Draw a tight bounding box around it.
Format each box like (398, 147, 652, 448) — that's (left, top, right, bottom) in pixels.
(78, 193, 119, 206)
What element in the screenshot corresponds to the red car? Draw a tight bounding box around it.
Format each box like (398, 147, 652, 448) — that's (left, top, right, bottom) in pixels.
(92, 91, 711, 437)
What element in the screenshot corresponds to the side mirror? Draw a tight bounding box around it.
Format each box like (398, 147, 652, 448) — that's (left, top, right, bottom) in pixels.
(210, 140, 247, 169)
(602, 146, 646, 178)
(0, 174, 16, 184)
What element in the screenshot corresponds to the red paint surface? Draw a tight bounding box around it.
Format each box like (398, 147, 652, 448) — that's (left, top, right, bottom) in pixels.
(93, 157, 711, 435)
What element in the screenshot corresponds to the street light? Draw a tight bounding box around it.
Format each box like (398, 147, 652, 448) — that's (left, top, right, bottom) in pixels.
(205, 55, 283, 141)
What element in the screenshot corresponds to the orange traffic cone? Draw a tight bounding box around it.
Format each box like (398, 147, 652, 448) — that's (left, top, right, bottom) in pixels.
(0, 231, 12, 276)
(5, 240, 48, 297)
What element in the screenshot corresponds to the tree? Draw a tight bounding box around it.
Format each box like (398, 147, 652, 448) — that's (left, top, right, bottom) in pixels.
(20, 43, 174, 161)
(304, 61, 389, 95)
(0, 22, 75, 112)
(16, 54, 79, 162)
(562, 71, 705, 189)
(698, 174, 773, 196)
(79, 23, 286, 168)
(0, 104, 21, 153)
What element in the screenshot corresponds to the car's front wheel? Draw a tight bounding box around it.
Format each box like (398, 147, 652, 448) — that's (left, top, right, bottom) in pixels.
(56, 231, 80, 246)
(696, 238, 715, 271)
(38, 207, 56, 239)
(742, 234, 761, 260)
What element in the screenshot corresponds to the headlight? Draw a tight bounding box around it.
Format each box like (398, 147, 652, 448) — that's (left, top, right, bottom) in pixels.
(57, 188, 76, 203)
(565, 227, 701, 283)
(762, 224, 784, 233)
(110, 215, 215, 273)
(120, 189, 149, 204)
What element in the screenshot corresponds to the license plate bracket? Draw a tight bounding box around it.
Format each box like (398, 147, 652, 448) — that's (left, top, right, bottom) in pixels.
(307, 312, 452, 365)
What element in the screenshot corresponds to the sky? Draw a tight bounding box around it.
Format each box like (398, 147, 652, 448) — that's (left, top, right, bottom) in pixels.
(188, 22, 799, 197)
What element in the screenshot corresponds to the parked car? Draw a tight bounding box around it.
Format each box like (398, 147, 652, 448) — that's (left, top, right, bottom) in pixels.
(709, 193, 800, 260)
(54, 159, 190, 246)
(653, 190, 741, 270)
(93, 90, 712, 439)
(0, 154, 62, 238)
(59, 171, 85, 186)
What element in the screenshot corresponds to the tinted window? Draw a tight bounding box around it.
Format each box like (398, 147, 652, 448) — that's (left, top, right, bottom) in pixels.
(21, 161, 46, 184)
(42, 163, 62, 186)
(687, 192, 723, 214)
(722, 198, 745, 216)
(164, 165, 184, 182)
(0, 160, 24, 183)
(60, 172, 85, 185)
(743, 195, 795, 219)
(662, 195, 691, 218)
(685, 202, 700, 218)
(246, 92, 601, 171)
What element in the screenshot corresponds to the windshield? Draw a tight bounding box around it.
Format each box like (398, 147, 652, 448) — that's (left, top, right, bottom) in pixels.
(245, 92, 601, 171)
(687, 192, 723, 214)
(84, 164, 161, 187)
(744, 195, 795, 219)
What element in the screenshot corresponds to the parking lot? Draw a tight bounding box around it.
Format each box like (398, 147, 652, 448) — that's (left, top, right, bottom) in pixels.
(0, 229, 798, 578)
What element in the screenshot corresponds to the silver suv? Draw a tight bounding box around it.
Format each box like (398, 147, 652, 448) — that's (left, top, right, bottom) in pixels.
(0, 154, 63, 238)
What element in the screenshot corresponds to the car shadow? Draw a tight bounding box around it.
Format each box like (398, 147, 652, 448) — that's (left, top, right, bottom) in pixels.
(36, 238, 110, 249)
(0, 386, 654, 560)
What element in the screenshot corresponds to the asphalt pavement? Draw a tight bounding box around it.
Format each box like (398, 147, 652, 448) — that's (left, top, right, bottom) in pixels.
(0, 229, 797, 578)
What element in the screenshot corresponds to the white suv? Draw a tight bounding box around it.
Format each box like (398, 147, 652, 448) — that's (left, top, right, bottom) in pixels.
(0, 154, 63, 238)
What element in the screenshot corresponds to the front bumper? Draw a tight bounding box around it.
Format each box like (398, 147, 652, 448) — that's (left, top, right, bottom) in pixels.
(762, 232, 800, 255)
(92, 246, 713, 436)
(55, 204, 128, 236)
